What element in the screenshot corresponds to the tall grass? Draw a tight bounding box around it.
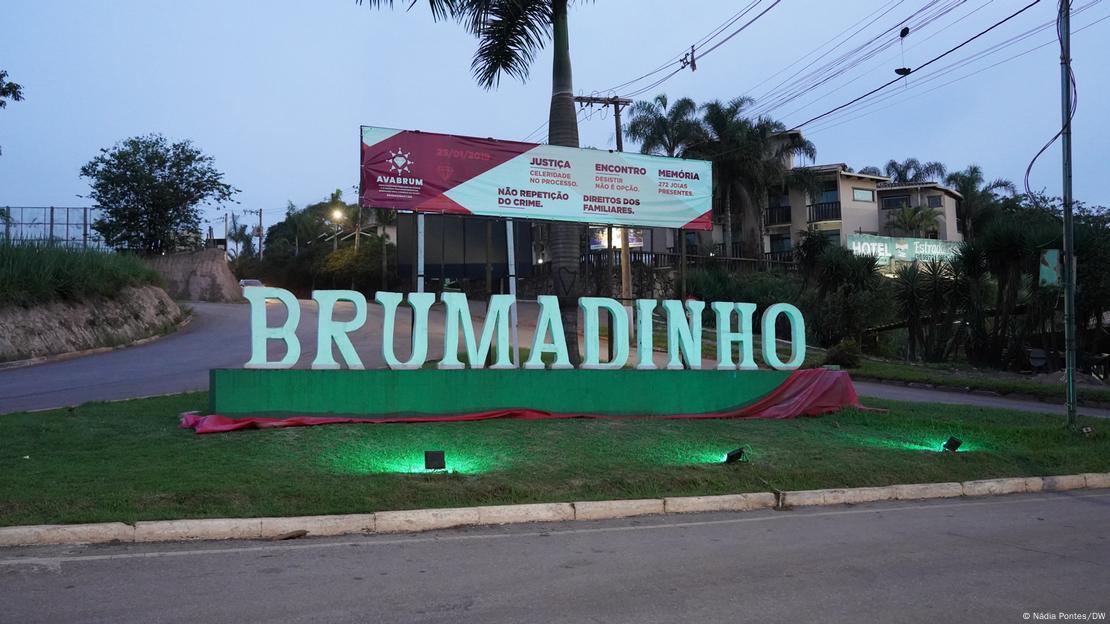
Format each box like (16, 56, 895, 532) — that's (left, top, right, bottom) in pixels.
(0, 242, 161, 307)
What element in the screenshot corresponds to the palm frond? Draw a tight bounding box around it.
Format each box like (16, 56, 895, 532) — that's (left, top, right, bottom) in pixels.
(467, 0, 552, 88)
(355, 0, 461, 21)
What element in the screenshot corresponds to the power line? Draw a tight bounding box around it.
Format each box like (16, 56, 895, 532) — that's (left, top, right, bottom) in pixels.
(788, 0, 1043, 130)
(801, 3, 1105, 134)
(741, 0, 909, 98)
(749, 0, 970, 117)
(774, 0, 1002, 121)
(522, 1, 783, 142)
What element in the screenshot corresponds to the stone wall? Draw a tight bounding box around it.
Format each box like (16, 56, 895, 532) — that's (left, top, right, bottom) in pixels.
(144, 248, 242, 302)
(0, 286, 183, 363)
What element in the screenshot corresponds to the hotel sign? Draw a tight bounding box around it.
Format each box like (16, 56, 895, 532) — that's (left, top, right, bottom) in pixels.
(848, 233, 961, 264)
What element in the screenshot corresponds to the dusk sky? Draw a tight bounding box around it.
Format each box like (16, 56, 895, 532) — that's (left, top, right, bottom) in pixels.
(2, 0, 1107, 233)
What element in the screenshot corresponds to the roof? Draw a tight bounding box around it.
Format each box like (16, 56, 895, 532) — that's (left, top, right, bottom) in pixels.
(876, 182, 964, 199)
(795, 163, 890, 182)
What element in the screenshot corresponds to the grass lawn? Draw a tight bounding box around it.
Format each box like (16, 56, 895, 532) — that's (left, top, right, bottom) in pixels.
(850, 359, 1110, 404)
(1, 392, 1106, 527)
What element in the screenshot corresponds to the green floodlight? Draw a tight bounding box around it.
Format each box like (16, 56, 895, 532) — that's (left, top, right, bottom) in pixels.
(424, 450, 446, 470)
(724, 448, 746, 464)
(942, 437, 963, 453)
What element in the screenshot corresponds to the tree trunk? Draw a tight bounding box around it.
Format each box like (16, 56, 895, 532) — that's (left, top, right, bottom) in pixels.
(723, 186, 732, 258)
(735, 183, 761, 259)
(547, 0, 583, 365)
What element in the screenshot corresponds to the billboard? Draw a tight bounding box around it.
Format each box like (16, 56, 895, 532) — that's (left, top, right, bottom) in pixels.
(847, 233, 961, 264)
(360, 126, 712, 230)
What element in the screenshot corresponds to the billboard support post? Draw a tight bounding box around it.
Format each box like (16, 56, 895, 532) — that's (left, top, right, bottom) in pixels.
(506, 218, 520, 365)
(416, 213, 425, 293)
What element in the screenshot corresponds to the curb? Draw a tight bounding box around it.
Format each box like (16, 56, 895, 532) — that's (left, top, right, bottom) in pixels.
(2, 473, 1107, 547)
(0, 311, 193, 371)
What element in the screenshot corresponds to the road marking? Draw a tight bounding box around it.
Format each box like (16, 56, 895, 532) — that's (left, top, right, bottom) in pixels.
(2, 491, 1107, 568)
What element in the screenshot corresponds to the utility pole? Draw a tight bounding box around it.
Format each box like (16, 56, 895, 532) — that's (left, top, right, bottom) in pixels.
(355, 204, 362, 252)
(1060, 0, 1078, 429)
(574, 95, 633, 361)
(243, 208, 263, 259)
(574, 95, 633, 300)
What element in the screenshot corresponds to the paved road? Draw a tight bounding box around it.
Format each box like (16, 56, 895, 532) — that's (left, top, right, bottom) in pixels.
(0, 301, 479, 414)
(1, 492, 1107, 623)
(2, 301, 1104, 417)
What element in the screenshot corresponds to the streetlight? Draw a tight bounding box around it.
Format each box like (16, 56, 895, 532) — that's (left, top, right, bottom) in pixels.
(331, 209, 344, 251)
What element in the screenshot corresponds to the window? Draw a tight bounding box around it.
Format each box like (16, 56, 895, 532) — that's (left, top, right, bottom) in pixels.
(852, 188, 875, 202)
(770, 233, 792, 253)
(817, 179, 838, 204)
(882, 195, 909, 210)
(820, 229, 841, 246)
(927, 195, 943, 208)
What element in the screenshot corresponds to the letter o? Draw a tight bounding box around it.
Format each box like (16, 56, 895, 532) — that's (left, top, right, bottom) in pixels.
(761, 303, 806, 370)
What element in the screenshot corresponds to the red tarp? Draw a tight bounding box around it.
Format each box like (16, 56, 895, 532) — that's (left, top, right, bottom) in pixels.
(180, 369, 866, 434)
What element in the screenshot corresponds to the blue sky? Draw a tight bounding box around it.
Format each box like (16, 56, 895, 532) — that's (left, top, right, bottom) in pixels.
(2, 0, 1107, 233)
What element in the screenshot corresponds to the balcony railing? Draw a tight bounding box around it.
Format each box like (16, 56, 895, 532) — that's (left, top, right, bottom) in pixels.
(766, 205, 792, 226)
(764, 250, 794, 263)
(807, 201, 842, 222)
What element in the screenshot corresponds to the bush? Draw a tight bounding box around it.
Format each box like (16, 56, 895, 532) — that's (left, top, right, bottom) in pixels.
(823, 338, 862, 368)
(686, 268, 801, 316)
(0, 242, 161, 307)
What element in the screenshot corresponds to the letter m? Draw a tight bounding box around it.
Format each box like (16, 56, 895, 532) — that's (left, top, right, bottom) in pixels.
(438, 293, 516, 369)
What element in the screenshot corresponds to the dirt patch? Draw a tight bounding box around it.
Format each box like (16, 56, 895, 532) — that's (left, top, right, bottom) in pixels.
(144, 248, 242, 302)
(0, 285, 183, 362)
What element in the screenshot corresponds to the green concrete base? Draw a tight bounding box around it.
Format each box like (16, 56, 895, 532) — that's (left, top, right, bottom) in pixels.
(209, 369, 792, 416)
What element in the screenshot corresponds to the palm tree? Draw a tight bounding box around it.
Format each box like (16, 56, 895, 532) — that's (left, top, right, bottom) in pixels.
(882, 158, 946, 185)
(361, 0, 586, 363)
(944, 164, 1015, 240)
(857, 165, 883, 176)
(690, 98, 816, 258)
(227, 213, 254, 259)
(624, 94, 703, 158)
(890, 204, 942, 238)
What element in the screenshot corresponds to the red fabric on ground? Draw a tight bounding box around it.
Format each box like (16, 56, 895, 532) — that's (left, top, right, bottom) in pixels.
(180, 369, 866, 434)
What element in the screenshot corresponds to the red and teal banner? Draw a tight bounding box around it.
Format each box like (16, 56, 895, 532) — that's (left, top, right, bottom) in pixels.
(360, 126, 713, 230)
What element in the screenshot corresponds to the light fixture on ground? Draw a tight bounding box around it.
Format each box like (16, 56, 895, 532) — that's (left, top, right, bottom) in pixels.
(724, 448, 745, 464)
(1081, 425, 1094, 438)
(942, 437, 963, 452)
(424, 450, 446, 471)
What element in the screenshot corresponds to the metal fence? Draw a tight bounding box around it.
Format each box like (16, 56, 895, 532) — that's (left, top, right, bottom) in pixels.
(0, 206, 110, 249)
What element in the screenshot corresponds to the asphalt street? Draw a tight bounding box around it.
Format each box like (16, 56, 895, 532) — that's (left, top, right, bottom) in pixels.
(1, 300, 1104, 418)
(1, 491, 1107, 623)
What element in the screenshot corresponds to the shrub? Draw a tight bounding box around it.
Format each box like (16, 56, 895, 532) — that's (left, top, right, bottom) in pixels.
(0, 242, 161, 307)
(823, 338, 862, 368)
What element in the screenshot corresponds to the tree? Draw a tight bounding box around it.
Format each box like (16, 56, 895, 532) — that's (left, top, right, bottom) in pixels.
(80, 134, 237, 253)
(624, 94, 703, 157)
(944, 164, 1015, 240)
(0, 70, 25, 156)
(881, 158, 946, 185)
(227, 213, 255, 259)
(857, 165, 883, 176)
(890, 204, 942, 238)
(690, 98, 816, 258)
(361, 0, 587, 363)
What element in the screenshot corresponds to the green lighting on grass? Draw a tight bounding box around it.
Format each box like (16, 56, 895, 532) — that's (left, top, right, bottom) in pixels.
(852, 435, 981, 453)
(647, 441, 755, 466)
(322, 446, 498, 475)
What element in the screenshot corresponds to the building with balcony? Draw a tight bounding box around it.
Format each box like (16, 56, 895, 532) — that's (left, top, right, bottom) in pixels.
(875, 182, 964, 240)
(763, 163, 888, 257)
